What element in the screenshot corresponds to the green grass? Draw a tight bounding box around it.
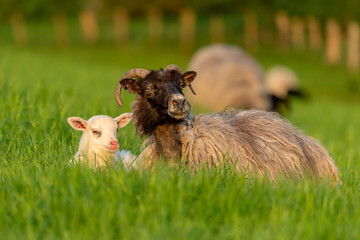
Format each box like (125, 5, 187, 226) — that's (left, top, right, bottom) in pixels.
(0, 36, 360, 239)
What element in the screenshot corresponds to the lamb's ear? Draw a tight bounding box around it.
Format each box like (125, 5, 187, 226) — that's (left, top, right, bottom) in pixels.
(121, 79, 141, 94)
(115, 113, 133, 128)
(182, 71, 197, 95)
(67, 117, 88, 131)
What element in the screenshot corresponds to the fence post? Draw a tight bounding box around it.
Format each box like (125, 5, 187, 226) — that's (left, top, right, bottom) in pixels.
(210, 15, 225, 43)
(148, 8, 163, 43)
(275, 11, 290, 49)
(325, 18, 342, 65)
(179, 8, 196, 50)
(347, 21, 359, 72)
(79, 9, 98, 44)
(307, 16, 322, 51)
(53, 12, 69, 47)
(260, 29, 274, 46)
(291, 16, 305, 50)
(243, 11, 259, 49)
(113, 7, 129, 45)
(9, 11, 27, 46)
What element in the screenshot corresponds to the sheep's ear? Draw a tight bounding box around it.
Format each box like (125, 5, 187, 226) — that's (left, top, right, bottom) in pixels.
(67, 117, 88, 131)
(121, 79, 141, 94)
(115, 113, 133, 128)
(182, 71, 197, 95)
(182, 71, 197, 86)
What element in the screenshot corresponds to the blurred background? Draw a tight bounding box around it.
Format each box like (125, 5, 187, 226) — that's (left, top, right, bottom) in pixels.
(0, 0, 359, 118)
(1, 0, 360, 96)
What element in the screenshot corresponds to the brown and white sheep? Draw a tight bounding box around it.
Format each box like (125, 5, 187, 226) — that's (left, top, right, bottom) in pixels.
(115, 65, 340, 182)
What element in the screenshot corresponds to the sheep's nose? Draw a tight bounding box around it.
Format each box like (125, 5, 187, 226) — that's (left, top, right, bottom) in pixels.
(171, 95, 185, 106)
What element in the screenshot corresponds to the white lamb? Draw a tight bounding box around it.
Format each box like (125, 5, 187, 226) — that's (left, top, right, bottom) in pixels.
(67, 113, 137, 170)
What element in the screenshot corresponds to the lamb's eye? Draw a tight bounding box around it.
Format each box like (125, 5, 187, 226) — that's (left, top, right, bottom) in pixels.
(92, 130, 101, 137)
(145, 86, 152, 92)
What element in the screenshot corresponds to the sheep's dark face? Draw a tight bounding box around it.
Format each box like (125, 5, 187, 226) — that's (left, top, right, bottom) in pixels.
(120, 69, 196, 120)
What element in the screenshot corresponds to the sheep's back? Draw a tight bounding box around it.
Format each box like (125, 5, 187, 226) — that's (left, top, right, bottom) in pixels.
(187, 44, 270, 111)
(180, 110, 340, 182)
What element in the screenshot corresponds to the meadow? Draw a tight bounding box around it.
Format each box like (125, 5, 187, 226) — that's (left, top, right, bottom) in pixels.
(1, 24, 360, 239)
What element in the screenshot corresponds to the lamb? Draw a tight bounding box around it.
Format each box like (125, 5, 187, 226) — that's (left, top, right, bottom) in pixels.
(67, 113, 137, 170)
(114, 64, 340, 183)
(187, 43, 303, 113)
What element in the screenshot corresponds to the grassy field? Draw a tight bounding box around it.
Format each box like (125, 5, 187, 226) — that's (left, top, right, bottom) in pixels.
(1, 35, 360, 240)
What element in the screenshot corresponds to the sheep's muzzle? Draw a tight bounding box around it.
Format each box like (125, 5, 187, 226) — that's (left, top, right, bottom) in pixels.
(167, 93, 189, 120)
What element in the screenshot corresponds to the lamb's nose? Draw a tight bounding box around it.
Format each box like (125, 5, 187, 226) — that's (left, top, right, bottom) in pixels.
(110, 140, 118, 147)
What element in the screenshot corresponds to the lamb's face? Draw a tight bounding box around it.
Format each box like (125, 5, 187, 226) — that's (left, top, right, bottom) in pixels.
(121, 69, 197, 120)
(68, 113, 133, 153)
(86, 116, 120, 152)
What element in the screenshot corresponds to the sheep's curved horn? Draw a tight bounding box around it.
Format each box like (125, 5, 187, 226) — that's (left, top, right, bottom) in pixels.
(165, 64, 196, 95)
(120, 68, 150, 81)
(115, 82, 124, 107)
(165, 64, 184, 74)
(115, 68, 150, 107)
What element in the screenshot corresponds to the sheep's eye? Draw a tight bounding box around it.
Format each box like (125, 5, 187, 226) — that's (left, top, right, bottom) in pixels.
(144, 86, 152, 92)
(92, 130, 101, 137)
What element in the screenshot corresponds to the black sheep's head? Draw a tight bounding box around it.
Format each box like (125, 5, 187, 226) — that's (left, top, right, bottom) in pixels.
(115, 65, 197, 120)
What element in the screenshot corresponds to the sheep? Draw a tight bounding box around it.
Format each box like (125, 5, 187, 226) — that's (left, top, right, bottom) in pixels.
(67, 113, 137, 170)
(265, 65, 305, 112)
(114, 64, 340, 183)
(187, 43, 303, 113)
